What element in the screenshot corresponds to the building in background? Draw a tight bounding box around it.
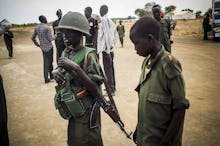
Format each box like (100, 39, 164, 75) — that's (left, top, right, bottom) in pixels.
(173, 11, 196, 20)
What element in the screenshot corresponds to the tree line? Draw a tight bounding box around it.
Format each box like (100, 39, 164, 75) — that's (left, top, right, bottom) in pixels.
(134, 2, 205, 19)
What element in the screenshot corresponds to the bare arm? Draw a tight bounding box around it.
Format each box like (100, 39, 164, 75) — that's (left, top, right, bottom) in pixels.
(31, 28, 40, 47)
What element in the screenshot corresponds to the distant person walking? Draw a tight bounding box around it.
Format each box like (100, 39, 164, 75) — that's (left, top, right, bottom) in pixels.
(97, 5, 117, 95)
(84, 7, 99, 50)
(203, 13, 211, 40)
(152, 5, 171, 53)
(53, 9, 65, 63)
(32, 15, 54, 83)
(116, 20, 125, 47)
(4, 30, 13, 59)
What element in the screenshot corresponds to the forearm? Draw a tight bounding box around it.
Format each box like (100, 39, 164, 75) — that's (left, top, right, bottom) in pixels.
(31, 38, 40, 47)
(31, 32, 40, 47)
(159, 109, 185, 145)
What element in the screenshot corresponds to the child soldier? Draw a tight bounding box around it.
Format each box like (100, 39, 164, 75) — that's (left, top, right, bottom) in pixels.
(130, 17, 189, 146)
(52, 11, 103, 146)
(152, 5, 172, 53)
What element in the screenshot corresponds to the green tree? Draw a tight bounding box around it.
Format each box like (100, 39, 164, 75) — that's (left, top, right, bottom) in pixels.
(165, 5, 176, 14)
(195, 11, 202, 18)
(135, 8, 148, 17)
(182, 8, 194, 13)
(127, 16, 136, 19)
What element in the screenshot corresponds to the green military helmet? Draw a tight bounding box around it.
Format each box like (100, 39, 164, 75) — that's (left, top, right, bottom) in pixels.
(57, 11, 90, 35)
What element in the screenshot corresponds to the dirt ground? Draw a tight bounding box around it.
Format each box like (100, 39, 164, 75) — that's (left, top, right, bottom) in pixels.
(0, 20, 220, 146)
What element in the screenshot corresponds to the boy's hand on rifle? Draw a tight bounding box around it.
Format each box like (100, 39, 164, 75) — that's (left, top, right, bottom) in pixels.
(58, 57, 79, 73)
(52, 68, 65, 85)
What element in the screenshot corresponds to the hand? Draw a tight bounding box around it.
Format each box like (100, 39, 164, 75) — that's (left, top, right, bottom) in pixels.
(133, 128, 137, 144)
(52, 68, 66, 85)
(58, 57, 79, 73)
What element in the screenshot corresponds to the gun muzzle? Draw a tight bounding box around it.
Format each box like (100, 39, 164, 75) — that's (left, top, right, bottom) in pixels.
(117, 120, 133, 139)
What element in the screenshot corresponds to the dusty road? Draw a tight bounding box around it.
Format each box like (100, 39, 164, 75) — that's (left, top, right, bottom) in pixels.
(0, 23, 220, 146)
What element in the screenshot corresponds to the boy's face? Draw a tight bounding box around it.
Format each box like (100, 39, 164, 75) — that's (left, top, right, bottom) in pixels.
(60, 29, 82, 48)
(130, 33, 153, 57)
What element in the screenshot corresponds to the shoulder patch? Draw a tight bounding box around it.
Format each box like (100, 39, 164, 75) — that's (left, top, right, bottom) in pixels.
(162, 55, 182, 79)
(168, 55, 173, 61)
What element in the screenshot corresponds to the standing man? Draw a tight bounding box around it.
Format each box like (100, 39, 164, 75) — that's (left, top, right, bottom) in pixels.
(4, 29, 13, 59)
(130, 17, 189, 146)
(203, 13, 211, 40)
(31, 15, 54, 83)
(116, 20, 125, 47)
(152, 5, 171, 53)
(84, 7, 99, 50)
(53, 9, 65, 62)
(97, 5, 117, 95)
(52, 11, 103, 146)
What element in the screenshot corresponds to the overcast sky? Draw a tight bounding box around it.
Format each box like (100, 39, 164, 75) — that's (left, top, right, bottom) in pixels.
(0, 0, 212, 24)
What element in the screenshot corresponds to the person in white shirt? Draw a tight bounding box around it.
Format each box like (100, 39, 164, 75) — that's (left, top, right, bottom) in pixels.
(97, 5, 117, 95)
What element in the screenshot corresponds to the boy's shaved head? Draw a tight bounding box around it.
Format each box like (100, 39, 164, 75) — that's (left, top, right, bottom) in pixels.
(130, 16, 160, 40)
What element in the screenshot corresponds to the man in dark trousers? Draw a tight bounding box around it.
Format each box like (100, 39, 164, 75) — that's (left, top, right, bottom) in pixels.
(4, 29, 14, 59)
(84, 7, 98, 50)
(32, 15, 54, 83)
(97, 5, 117, 95)
(0, 74, 9, 146)
(203, 13, 211, 40)
(116, 20, 125, 47)
(53, 9, 65, 63)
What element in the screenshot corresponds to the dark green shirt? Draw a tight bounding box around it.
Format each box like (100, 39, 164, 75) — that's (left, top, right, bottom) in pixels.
(160, 19, 171, 53)
(135, 48, 189, 146)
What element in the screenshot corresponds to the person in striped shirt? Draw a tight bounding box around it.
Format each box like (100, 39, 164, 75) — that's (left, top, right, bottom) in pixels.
(32, 15, 54, 83)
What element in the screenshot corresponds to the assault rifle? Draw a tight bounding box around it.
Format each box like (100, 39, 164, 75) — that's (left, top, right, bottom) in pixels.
(90, 69, 133, 139)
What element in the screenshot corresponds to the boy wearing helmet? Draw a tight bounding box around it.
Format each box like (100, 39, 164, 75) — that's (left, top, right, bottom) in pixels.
(52, 12, 103, 146)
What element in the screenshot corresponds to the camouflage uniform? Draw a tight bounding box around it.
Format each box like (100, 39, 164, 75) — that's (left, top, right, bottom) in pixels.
(53, 19, 65, 63)
(135, 48, 189, 146)
(159, 19, 171, 53)
(85, 17, 98, 50)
